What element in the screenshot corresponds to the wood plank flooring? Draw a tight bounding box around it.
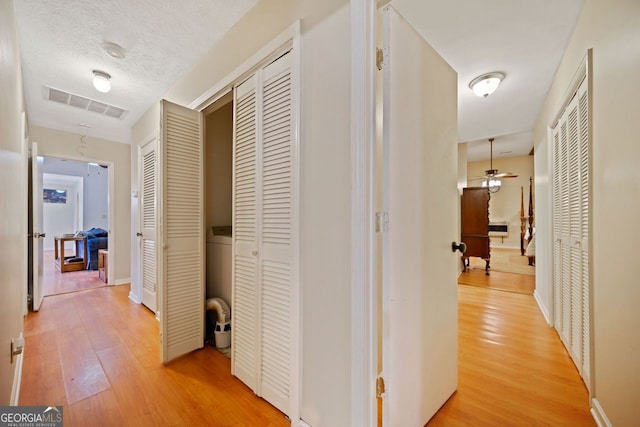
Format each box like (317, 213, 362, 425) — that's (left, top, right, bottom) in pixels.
(21, 285, 289, 427)
(458, 268, 536, 295)
(21, 282, 593, 426)
(427, 285, 594, 426)
(43, 250, 105, 296)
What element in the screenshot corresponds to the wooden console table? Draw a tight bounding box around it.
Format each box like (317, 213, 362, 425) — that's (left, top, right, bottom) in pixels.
(54, 235, 87, 273)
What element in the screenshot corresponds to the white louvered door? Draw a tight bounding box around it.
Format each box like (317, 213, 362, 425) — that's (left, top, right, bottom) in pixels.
(140, 138, 158, 312)
(232, 74, 259, 390)
(232, 50, 295, 416)
(551, 75, 590, 389)
(159, 100, 205, 363)
(258, 53, 293, 413)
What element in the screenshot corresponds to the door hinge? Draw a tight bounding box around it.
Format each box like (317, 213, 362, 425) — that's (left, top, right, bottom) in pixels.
(376, 48, 384, 70)
(376, 211, 389, 233)
(376, 376, 386, 398)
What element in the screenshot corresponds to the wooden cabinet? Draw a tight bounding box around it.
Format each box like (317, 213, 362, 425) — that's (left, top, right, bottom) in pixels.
(98, 249, 108, 283)
(461, 187, 490, 274)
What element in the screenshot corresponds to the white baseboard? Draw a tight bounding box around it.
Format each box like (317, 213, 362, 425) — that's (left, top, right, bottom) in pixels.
(114, 278, 131, 286)
(128, 291, 141, 304)
(299, 420, 311, 427)
(533, 290, 551, 325)
(591, 398, 612, 427)
(10, 336, 24, 405)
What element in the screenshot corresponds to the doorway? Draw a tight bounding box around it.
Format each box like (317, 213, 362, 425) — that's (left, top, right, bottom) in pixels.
(36, 156, 111, 298)
(203, 93, 234, 347)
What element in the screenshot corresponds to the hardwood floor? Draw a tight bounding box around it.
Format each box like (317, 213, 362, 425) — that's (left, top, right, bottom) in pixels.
(21, 284, 288, 427)
(458, 268, 536, 295)
(43, 250, 105, 296)
(20, 282, 593, 426)
(427, 285, 594, 426)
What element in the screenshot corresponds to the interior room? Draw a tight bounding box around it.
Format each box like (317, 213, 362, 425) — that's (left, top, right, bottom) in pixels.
(458, 134, 537, 294)
(39, 157, 110, 296)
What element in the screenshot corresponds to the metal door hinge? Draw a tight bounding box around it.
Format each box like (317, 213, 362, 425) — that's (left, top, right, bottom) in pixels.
(376, 376, 386, 398)
(376, 212, 389, 233)
(376, 48, 384, 70)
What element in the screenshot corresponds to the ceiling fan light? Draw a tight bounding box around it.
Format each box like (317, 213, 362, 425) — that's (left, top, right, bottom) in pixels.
(469, 72, 505, 97)
(92, 70, 111, 93)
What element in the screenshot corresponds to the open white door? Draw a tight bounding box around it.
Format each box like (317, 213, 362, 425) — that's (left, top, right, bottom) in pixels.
(159, 100, 205, 363)
(31, 142, 44, 311)
(140, 138, 158, 313)
(380, 6, 458, 426)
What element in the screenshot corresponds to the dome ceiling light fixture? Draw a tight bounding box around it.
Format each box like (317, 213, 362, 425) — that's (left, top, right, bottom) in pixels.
(469, 72, 505, 97)
(92, 70, 111, 93)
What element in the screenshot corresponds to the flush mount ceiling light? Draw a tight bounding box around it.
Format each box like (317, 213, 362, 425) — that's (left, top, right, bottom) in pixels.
(92, 70, 111, 93)
(469, 72, 505, 97)
(101, 42, 126, 60)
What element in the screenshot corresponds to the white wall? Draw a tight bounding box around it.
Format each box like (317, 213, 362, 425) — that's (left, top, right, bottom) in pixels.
(132, 1, 353, 424)
(533, 0, 640, 423)
(41, 157, 109, 231)
(30, 126, 131, 285)
(467, 155, 535, 249)
(42, 175, 81, 251)
(205, 102, 233, 230)
(532, 140, 551, 323)
(0, 0, 27, 405)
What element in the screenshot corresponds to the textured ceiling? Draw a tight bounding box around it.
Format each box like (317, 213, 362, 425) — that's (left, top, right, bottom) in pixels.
(15, 0, 257, 143)
(15, 0, 584, 155)
(393, 0, 585, 158)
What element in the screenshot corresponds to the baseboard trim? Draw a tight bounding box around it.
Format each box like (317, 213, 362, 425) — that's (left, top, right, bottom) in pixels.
(10, 337, 24, 405)
(115, 278, 131, 286)
(299, 419, 311, 427)
(533, 290, 551, 325)
(128, 291, 141, 304)
(591, 398, 612, 427)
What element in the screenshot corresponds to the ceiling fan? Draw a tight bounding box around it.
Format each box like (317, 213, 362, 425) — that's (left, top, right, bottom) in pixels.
(471, 138, 518, 193)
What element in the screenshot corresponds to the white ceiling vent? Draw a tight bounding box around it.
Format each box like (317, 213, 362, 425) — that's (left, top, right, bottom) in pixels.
(43, 86, 128, 119)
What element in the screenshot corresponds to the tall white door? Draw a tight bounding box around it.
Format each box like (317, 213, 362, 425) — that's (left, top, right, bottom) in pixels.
(380, 6, 458, 426)
(140, 138, 158, 312)
(159, 100, 205, 363)
(31, 142, 44, 311)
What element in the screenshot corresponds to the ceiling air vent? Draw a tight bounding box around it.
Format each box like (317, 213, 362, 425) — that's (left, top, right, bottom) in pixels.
(43, 86, 128, 119)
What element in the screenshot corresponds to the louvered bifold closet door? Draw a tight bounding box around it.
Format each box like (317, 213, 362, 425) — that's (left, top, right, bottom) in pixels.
(559, 118, 571, 345)
(577, 79, 590, 386)
(141, 140, 158, 312)
(258, 51, 293, 414)
(551, 75, 590, 389)
(160, 100, 204, 363)
(232, 75, 259, 390)
(566, 95, 583, 369)
(552, 125, 563, 336)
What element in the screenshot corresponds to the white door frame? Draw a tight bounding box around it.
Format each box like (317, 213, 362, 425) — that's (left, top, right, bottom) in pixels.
(32, 150, 115, 286)
(349, 0, 378, 426)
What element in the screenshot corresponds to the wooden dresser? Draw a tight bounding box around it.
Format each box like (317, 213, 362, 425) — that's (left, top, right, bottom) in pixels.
(461, 187, 490, 274)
